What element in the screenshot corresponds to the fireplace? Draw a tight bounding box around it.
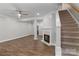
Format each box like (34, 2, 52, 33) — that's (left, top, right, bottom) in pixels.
(44, 34, 50, 43)
(41, 27, 53, 46)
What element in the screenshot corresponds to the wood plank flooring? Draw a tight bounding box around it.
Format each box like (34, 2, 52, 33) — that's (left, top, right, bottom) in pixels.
(0, 35, 54, 56)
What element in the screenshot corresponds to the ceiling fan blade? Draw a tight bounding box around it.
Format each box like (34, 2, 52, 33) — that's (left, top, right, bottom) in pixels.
(22, 14, 28, 15)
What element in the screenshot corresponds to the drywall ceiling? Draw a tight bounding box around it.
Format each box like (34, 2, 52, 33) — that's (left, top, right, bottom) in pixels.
(0, 3, 60, 19)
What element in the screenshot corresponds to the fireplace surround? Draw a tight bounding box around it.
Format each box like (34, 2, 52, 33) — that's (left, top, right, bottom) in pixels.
(41, 27, 54, 46)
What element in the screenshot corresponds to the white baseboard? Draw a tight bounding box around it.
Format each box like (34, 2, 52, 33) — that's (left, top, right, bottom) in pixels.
(55, 47, 62, 56)
(0, 34, 32, 43)
(34, 37, 38, 40)
(41, 40, 51, 46)
(41, 40, 55, 46)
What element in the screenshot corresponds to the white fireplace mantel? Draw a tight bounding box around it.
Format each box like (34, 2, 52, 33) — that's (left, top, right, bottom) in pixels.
(41, 27, 54, 46)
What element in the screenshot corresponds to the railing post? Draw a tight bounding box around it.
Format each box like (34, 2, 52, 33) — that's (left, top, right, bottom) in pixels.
(34, 19, 38, 40)
(55, 10, 61, 56)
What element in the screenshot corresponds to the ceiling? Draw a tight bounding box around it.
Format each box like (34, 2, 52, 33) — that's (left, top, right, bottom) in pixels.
(0, 3, 60, 19)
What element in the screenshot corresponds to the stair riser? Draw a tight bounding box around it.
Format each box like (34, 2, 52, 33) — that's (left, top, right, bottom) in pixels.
(61, 31, 79, 33)
(61, 33, 79, 36)
(61, 20, 74, 22)
(59, 12, 69, 14)
(61, 20, 75, 22)
(61, 22, 76, 24)
(61, 37, 79, 39)
(61, 29, 79, 31)
(61, 33, 79, 37)
(61, 18, 73, 20)
(62, 53, 77, 56)
(61, 25, 77, 27)
(63, 15, 73, 19)
(60, 17, 73, 19)
(62, 27, 79, 29)
(61, 24, 77, 25)
(60, 16, 72, 18)
(62, 39, 79, 43)
(62, 44, 79, 49)
(61, 27, 79, 29)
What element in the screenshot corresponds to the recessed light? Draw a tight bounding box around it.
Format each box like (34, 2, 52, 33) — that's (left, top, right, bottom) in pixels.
(18, 14, 21, 17)
(37, 13, 40, 16)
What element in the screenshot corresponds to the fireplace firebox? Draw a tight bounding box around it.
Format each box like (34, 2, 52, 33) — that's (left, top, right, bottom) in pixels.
(44, 34, 50, 43)
(41, 27, 54, 46)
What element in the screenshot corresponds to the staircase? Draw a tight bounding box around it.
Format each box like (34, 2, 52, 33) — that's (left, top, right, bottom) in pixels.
(59, 10, 79, 56)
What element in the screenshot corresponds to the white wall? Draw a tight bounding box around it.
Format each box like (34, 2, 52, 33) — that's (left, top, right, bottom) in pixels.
(0, 17, 33, 42)
(39, 14, 55, 34)
(62, 3, 71, 10)
(39, 14, 52, 35)
(38, 13, 56, 44)
(41, 15, 52, 28)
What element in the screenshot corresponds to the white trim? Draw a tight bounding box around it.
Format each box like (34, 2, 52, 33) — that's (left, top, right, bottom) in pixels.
(34, 19, 38, 40)
(62, 48, 79, 56)
(62, 31, 79, 33)
(41, 28, 55, 46)
(56, 11, 61, 27)
(62, 42, 79, 46)
(34, 37, 38, 40)
(55, 10, 61, 56)
(62, 36, 79, 39)
(0, 34, 31, 43)
(55, 47, 62, 56)
(41, 40, 55, 46)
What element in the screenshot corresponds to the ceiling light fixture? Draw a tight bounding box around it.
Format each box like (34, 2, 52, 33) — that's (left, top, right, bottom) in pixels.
(37, 13, 40, 16)
(18, 13, 21, 18)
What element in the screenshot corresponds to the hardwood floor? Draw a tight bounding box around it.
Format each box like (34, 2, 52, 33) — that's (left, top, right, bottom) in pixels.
(0, 35, 54, 56)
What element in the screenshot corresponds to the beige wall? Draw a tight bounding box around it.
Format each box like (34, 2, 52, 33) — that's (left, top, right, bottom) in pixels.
(62, 3, 71, 10)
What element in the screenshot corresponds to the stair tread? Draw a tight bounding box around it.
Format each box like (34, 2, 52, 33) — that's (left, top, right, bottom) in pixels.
(62, 36, 79, 39)
(62, 27, 78, 28)
(62, 31, 79, 33)
(61, 33, 79, 37)
(62, 39, 79, 43)
(62, 25, 77, 26)
(61, 28, 79, 31)
(62, 49, 79, 56)
(61, 24, 77, 26)
(62, 42, 79, 46)
(62, 45, 79, 50)
(62, 53, 77, 56)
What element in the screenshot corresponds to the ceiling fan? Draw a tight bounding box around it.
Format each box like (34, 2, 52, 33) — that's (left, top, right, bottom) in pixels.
(16, 10, 28, 19)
